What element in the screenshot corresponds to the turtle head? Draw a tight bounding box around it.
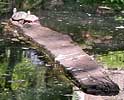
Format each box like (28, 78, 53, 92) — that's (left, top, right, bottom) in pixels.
(27, 11, 31, 15)
(13, 8, 17, 14)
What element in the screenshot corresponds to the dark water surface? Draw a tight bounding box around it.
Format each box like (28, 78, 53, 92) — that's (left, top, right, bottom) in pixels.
(0, 39, 73, 100)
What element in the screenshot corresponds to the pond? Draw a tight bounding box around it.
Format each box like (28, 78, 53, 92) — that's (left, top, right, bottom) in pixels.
(1, 9, 124, 99)
(0, 39, 73, 100)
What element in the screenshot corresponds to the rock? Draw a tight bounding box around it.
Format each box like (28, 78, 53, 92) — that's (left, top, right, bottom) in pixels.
(96, 6, 113, 15)
(11, 38, 20, 42)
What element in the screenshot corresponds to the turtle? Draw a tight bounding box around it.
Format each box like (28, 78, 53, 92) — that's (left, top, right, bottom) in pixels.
(24, 11, 39, 24)
(10, 8, 27, 24)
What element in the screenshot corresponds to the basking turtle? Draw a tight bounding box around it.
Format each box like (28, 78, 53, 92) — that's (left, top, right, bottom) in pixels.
(10, 8, 27, 23)
(24, 11, 39, 24)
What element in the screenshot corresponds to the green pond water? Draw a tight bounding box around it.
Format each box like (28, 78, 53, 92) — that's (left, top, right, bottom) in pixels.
(0, 39, 73, 100)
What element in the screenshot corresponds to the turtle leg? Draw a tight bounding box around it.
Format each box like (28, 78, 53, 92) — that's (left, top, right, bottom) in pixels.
(19, 19, 24, 24)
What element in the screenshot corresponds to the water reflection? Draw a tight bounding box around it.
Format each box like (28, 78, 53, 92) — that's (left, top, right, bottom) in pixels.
(0, 39, 72, 100)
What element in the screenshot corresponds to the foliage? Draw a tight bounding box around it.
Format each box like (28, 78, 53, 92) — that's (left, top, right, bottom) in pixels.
(0, 63, 8, 88)
(96, 51, 124, 68)
(0, 43, 72, 100)
(79, 0, 124, 10)
(1, 0, 124, 15)
(12, 58, 36, 90)
(78, 0, 102, 5)
(0, 0, 43, 15)
(104, 0, 124, 10)
(0, 0, 10, 14)
(22, 0, 43, 10)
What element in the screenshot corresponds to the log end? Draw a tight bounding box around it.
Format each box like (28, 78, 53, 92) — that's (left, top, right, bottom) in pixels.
(80, 77, 120, 96)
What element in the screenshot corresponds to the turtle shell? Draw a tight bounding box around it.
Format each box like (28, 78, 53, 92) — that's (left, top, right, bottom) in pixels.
(12, 11, 27, 21)
(24, 14, 39, 22)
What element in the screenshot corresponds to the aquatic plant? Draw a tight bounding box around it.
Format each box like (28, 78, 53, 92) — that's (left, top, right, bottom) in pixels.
(96, 51, 124, 68)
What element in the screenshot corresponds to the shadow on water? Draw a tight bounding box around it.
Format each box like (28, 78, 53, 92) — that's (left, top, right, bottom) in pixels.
(0, 39, 73, 100)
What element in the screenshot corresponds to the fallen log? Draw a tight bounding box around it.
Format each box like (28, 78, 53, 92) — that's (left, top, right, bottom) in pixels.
(5, 20, 120, 96)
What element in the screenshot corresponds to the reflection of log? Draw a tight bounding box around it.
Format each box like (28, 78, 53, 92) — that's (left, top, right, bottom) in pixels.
(5, 47, 19, 89)
(7, 21, 119, 96)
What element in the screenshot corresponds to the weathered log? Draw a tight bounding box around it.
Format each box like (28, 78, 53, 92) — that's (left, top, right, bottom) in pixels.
(6, 20, 120, 96)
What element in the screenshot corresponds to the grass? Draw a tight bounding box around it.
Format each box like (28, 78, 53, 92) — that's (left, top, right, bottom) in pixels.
(96, 51, 124, 69)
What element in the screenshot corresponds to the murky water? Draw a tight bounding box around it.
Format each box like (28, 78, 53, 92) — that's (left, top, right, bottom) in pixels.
(0, 39, 73, 100)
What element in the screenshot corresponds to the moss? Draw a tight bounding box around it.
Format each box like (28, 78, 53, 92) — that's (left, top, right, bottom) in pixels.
(96, 51, 124, 68)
